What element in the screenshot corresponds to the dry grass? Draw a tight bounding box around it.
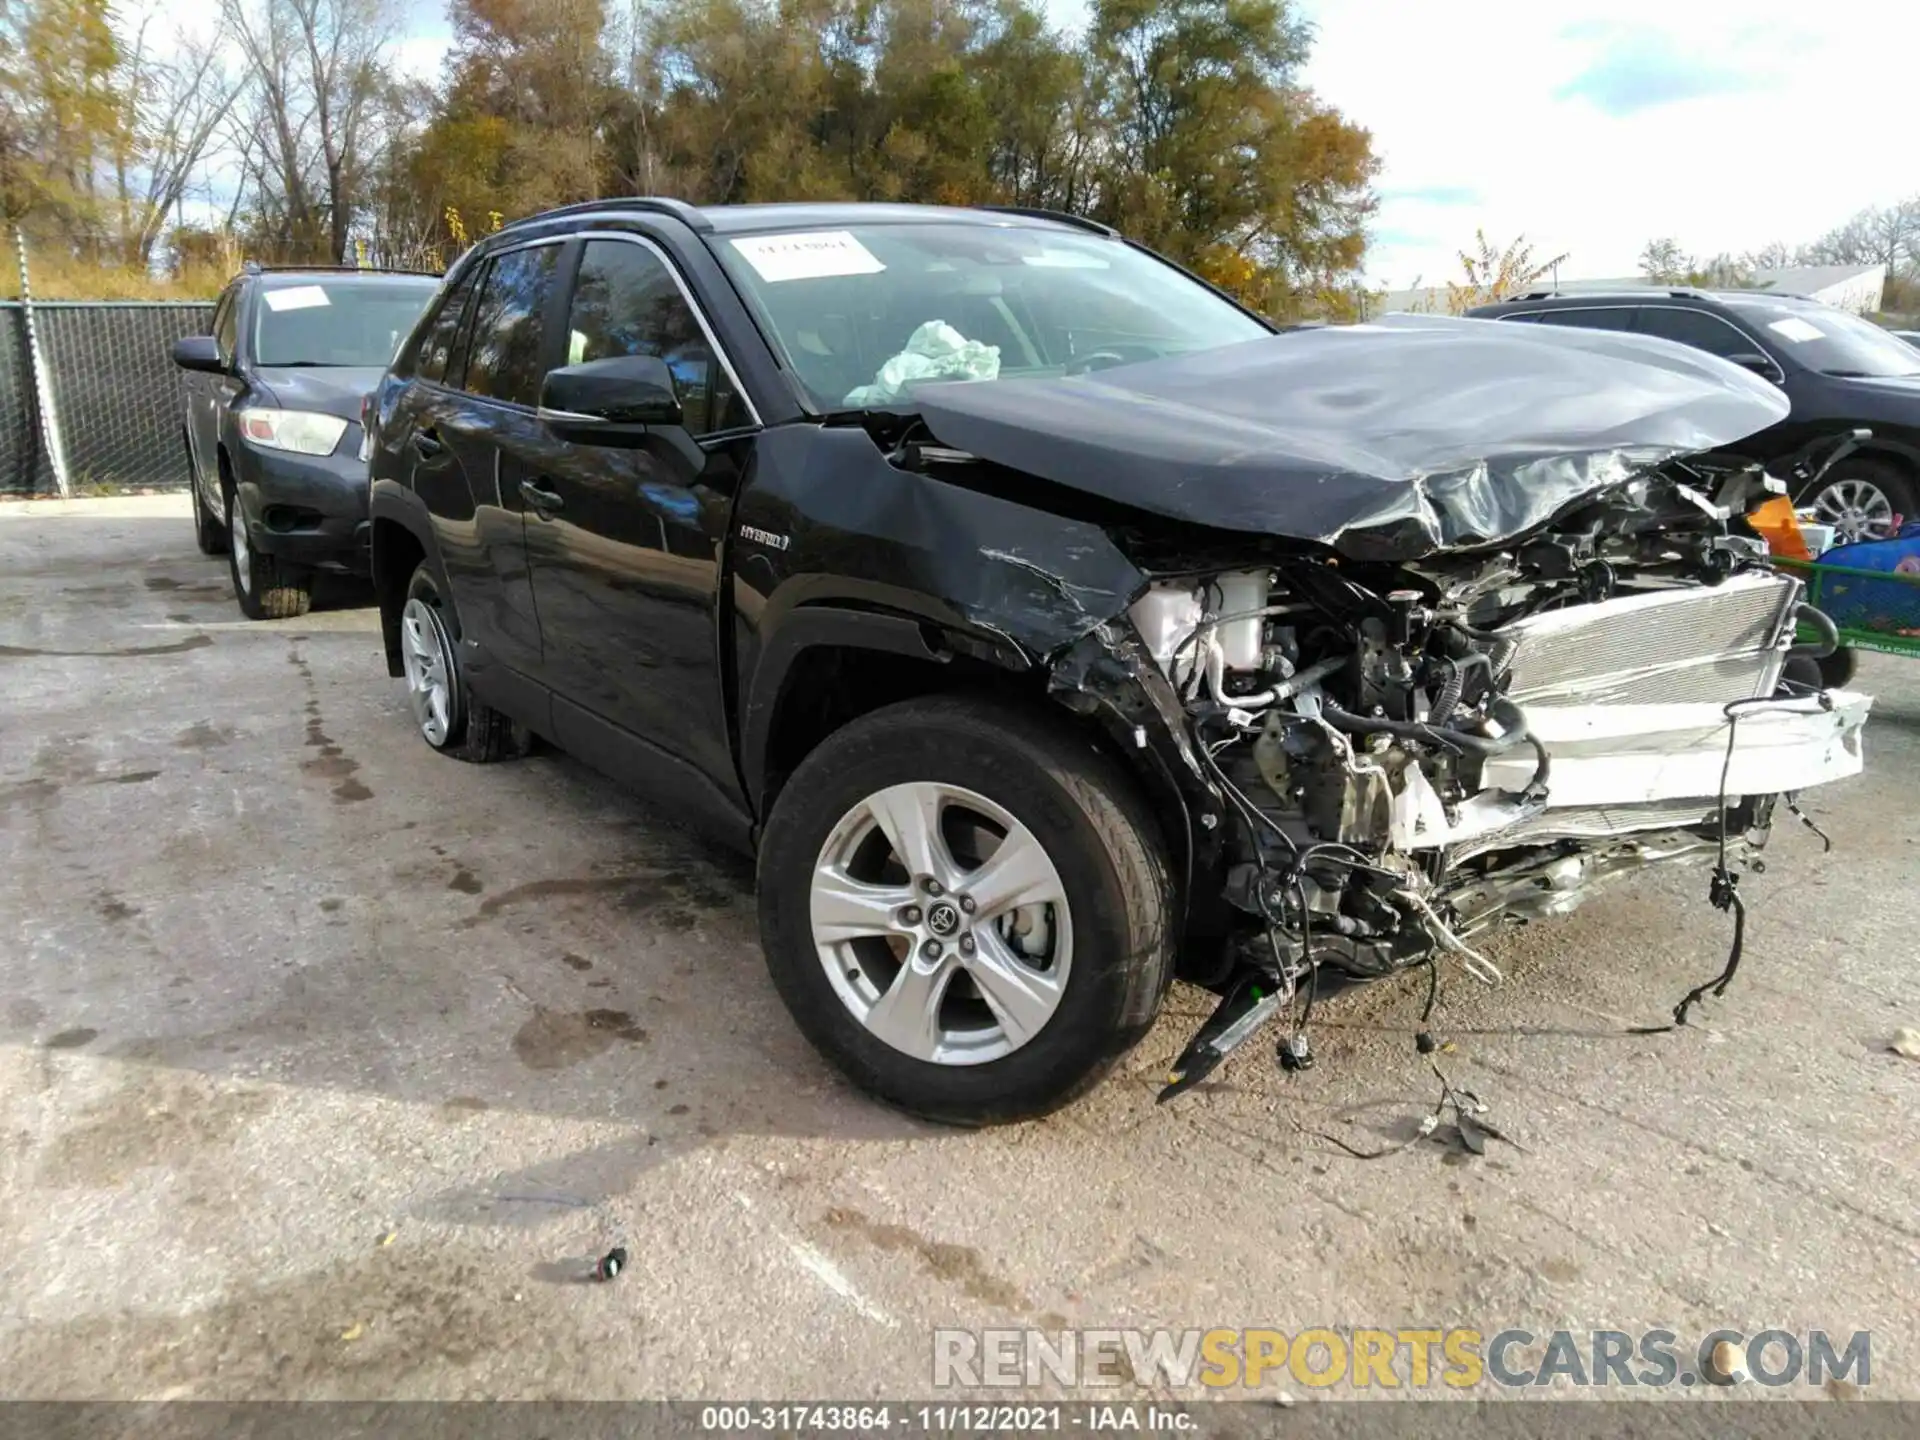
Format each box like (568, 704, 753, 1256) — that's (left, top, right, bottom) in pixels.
(3, 252, 229, 302)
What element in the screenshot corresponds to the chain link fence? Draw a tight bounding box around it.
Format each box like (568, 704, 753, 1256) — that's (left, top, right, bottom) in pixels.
(1, 300, 213, 495)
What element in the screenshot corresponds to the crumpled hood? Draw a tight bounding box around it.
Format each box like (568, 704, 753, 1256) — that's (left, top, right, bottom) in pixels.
(251, 366, 385, 422)
(912, 313, 1792, 561)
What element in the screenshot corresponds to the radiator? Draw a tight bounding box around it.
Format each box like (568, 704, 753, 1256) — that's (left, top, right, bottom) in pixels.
(1498, 572, 1799, 708)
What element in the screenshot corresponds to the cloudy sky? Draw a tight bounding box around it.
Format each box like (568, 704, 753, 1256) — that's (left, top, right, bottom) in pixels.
(1291, 0, 1920, 286)
(154, 0, 1918, 287)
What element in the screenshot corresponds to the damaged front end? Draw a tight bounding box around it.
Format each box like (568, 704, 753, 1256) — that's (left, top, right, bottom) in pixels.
(1093, 482, 1878, 1101)
(1116, 515, 1867, 1097)
(891, 316, 1876, 1098)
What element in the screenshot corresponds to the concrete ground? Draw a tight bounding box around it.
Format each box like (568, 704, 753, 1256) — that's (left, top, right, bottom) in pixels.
(1, 495, 1916, 1404)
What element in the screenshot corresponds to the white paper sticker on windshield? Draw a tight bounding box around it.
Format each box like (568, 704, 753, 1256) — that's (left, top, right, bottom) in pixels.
(1021, 250, 1109, 270)
(262, 285, 331, 312)
(1767, 316, 1825, 343)
(730, 231, 885, 283)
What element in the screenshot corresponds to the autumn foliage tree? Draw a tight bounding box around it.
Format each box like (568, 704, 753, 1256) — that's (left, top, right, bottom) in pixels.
(1441, 229, 1567, 314)
(6, 0, 1380, 315)
(399, 0, 1378, 316)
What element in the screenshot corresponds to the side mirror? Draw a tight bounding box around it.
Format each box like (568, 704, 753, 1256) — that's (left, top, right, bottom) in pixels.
(171, 335, 226, 374)
(539, 354, 683, 441)
(1726, 352, 1780, 380)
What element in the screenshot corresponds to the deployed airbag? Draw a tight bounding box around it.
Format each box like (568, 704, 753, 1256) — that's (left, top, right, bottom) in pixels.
(845, 320, 1000, 406)
(911, 313, 1792, 561)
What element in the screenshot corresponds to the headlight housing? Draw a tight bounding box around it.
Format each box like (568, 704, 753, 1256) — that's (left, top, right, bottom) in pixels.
(239, 409, 349, 457)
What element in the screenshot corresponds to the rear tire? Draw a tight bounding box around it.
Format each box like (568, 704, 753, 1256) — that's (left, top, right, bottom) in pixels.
(400, 564, 532, 764)
(757, 694, 1175, 1126)
(224, 471, 311, 620)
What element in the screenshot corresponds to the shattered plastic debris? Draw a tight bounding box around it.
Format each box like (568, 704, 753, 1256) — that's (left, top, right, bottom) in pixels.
(596, 1247, 629, 1282)
(844, 320, 999, 406)
(1708, 1339, 1749, 1384)
(1320, 1061, 1516, 1162)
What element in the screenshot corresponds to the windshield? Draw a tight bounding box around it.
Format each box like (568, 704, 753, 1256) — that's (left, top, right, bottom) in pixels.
(1730, 301, 1920, 378)
(711, 222, 1271, 410)
(253, 278, 441, 368)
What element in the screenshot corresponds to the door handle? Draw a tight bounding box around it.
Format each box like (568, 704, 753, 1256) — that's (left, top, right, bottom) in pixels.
(412, 428, 445, 458)
(520, 479, 564, 516)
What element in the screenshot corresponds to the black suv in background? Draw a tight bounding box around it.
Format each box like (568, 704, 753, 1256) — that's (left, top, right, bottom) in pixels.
(171, 265, 442, 618)
(1468, 289, 1920, 540)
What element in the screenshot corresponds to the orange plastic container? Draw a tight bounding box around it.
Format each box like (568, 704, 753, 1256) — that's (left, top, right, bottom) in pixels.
(1748, 495, 1811, 561)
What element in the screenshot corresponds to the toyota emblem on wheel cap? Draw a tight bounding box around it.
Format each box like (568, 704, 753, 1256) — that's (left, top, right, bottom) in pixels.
(926, 901, 962, 937)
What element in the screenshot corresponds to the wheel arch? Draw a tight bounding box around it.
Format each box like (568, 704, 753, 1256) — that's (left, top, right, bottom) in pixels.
(741, 604, 1199, 952)
(742, 604, 1031, 817)
(1792, 433, 1920, 504)
(370, 482, 448, 678)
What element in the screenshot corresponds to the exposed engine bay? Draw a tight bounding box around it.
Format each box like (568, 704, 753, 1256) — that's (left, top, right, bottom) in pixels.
(1121, 455, 1871, 1098)
(866, 314, 1881, 1104)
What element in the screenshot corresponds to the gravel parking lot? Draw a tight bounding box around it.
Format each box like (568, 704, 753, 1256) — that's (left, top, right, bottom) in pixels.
(2, 496, 1917, 1405)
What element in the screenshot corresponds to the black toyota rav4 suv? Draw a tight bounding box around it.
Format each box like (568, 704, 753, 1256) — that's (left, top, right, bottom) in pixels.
(366, 200, 1868, 1124)
(172, 264, 441, 618)
(1468, 288, 1920, 541)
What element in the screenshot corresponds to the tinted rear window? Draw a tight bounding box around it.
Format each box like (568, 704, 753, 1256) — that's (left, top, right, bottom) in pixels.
(1636, 307, 1758, 359)
(1531, 307, 1638, 333)
(463, 246, 563, 406)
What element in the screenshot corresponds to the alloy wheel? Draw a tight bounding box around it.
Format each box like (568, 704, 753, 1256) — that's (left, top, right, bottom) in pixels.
(810, 781, 1073, 1066)
(400, 598, 455, 747)
(1813, 477, 1896, 543)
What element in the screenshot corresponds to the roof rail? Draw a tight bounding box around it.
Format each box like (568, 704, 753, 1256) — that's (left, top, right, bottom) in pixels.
(241, 261, 442, 277)
(498, 197, 712, 233)
(977, 205, 1119, 238)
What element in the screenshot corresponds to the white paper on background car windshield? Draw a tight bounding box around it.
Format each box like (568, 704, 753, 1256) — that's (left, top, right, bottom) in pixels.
(730, 231, 885, 283)
(262, 285, 331, 312)
(1766, 316, 1825, 343)
(1020, 250, 1109, 269)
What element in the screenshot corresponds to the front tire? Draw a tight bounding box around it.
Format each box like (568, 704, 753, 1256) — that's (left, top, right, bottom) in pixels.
(399, 564, 531, 764)
(757, 694, 1175, 1126)
(224, 472, 311, 620)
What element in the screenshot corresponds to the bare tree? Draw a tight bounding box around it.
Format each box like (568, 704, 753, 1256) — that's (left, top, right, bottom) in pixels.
(112, 12, 243, 266)
(222, 0, 397, 261)
(1798, 199, 1920, 274)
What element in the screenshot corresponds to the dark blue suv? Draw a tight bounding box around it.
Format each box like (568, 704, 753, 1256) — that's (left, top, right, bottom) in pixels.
(171, 265, 441, 618)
